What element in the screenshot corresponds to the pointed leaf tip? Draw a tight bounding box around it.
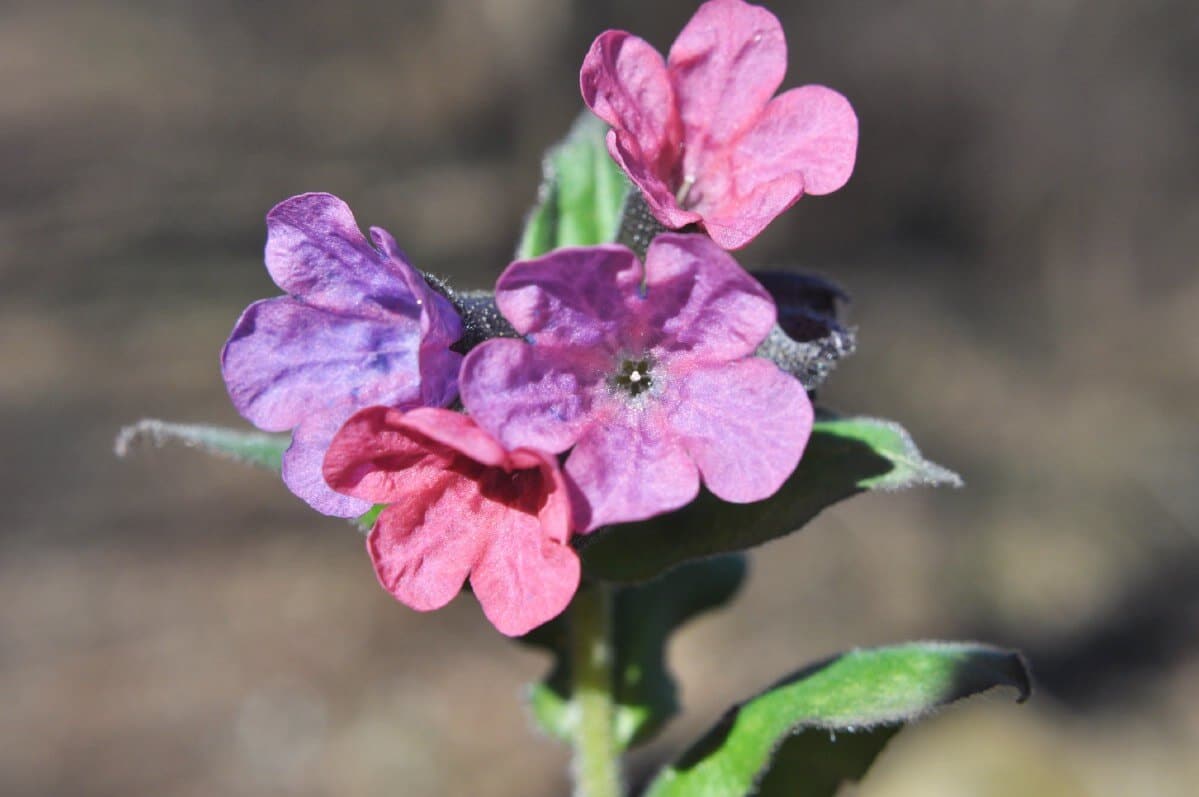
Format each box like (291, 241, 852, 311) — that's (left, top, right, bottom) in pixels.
(115, 419, 289, 472)
(645, 641, 1031, 797)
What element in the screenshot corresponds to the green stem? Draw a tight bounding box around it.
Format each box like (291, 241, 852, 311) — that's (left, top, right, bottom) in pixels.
(570, 580, 623, 797)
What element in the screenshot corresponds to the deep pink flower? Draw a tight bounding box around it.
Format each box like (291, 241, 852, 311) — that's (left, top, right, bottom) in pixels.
(323, 406, 580, 636)
(459, 234, 812, 530)
(580, 0, 858, 249)
(222, 193, 462, 517)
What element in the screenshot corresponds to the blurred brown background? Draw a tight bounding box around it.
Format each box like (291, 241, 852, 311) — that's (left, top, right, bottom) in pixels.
(2, 1, 1197, 795)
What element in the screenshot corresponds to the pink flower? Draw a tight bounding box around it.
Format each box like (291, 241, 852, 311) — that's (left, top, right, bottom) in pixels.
(580, 0, 858, 249)
(459, 234, 812, 531)
(323, 406, 580, 636)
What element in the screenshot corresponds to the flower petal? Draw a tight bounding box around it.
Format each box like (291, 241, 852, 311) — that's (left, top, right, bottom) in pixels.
(565, 402, 699, 530)
(221, 296, 424, 432)
(494, 245, 644, 348)
(694, 86, 856, 249)
(693, 172, 804, 250)
(607, 131, 703, 230)
(471, 521, 580, 637)
(667, 0, 787, 153)
(265, 193, 423, 319)
(668, 358, 811, 503)
(324, 406, 462, 505)
(370, 225, 466, 405)
(738, 84, 859, 197)
(460, 338, 608, 454)
(284, 414, 373, 517)
(399, 407, 510, 469)
(581, 31, 682, 187)
(640, 233, 776, 363)
(367, 473, 488, 613)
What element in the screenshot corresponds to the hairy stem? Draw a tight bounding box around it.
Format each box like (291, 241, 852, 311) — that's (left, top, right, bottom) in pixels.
(570, 580, 623, 797)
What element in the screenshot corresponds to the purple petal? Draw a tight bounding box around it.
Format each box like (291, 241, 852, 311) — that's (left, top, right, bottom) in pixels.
(667, 0, 786, 155)
(265, 193, 421, 319)
(459, 338, 607, 454)
(565, 403, 700, 530)
(221, 296, 426, 432)
(494, 245, 644, 350)
(668, 358, 811, 503)
(640, 234, 776, 363)
(370, 223, 465, 389)
(285, 414, 373, 517)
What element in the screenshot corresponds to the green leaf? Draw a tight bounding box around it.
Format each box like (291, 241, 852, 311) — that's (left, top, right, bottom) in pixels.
(114, 419, 289, 471)
(644, 642, 1031, 797)
(355, 504, 385, 532)
(522, 556, 747, 750)
(517, 112, 630, 259)
(579, 415, 961, 583)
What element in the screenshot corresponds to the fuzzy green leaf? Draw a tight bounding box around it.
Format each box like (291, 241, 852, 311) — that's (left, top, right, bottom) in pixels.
(517, 112, 630, 259)
(645, 642, 1031, 797)
(115, 419, 289, 471)
(580, 415, 961, 583)
(522, 556, 747, 750)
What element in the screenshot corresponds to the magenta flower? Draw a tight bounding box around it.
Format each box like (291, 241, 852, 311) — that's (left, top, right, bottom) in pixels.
(323, 406, 580, 636)
(580, 0, 858, 250)
(222, 193, 462, 517)
(459, 234, 812, 530)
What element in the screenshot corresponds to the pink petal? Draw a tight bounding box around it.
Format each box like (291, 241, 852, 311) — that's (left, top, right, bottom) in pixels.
(460, 338, 609, 454)
(667, 0, 787, 155)
(494, 245, 644, 349)
(696, 86, 856, 249)
(399, 407, 510, 469)
(324, 406, 463, 505)
(505, 447, 578, 545)
(367, 473, 489, 612)
(668, 358, 811, 503)
(607, 131, 703, 230)
(284, 414, 373, 517)
(694, 173, 804, 250)
(581, 31, 682, 185)
(736, 84, 859, 196)
(221, 296, 425, 432)
(640, 234, 777, 363)
(265, 194, 422, 320)
(565, 401, 700, 530)
(471, 520, 580, 637)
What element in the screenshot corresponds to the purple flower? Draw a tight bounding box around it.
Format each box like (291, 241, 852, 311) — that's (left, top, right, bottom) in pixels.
(580, 0, 858, 250)
(459, 234, 812, 530)
(222, 193, 462, 517)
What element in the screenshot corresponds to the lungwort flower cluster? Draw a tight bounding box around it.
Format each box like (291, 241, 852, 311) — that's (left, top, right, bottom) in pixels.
(222, 0, 856, 636)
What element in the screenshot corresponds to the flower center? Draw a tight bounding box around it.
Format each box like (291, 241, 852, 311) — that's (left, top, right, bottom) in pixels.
(675, 174, 697, 209)
(612, 357, 654, 397)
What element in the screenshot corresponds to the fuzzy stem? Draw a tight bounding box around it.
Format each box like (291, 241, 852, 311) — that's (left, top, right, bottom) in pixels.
(570, 580, 623, 797)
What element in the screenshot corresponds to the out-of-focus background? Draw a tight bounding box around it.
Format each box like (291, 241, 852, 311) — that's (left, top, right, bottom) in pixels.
(2, 1, 1196, 794)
